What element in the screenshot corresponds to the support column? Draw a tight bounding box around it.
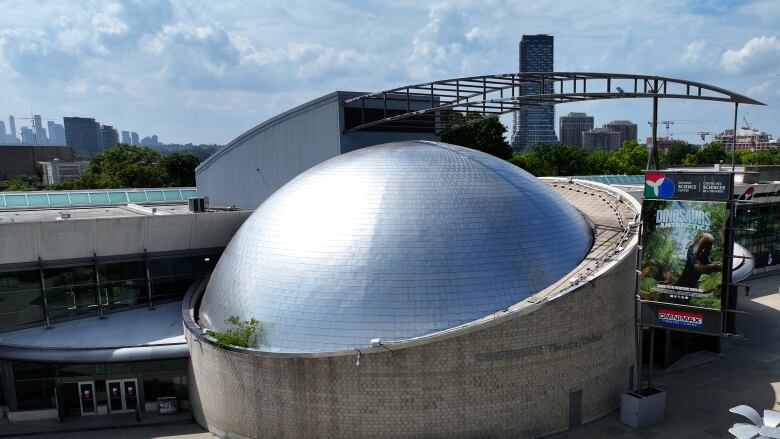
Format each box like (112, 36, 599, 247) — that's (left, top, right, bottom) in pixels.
(38, 258, 50, 329)
(647, 96, 659, 170)
(732, 102, 739, 171)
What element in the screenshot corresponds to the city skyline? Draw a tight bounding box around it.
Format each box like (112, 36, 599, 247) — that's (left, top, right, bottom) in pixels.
(0, 1, 778, 145)
(2, 112, 161, 147)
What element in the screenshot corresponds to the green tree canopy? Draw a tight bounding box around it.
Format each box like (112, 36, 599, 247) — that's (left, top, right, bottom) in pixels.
(1, 175, 40, 191)
(606, 140, 649, 174)
(159, 152, 201, 186)
(684, 142, 728, 165)
(440, 112, 513, 160)
(660, 143, 698, 166)
(49, 144, 200, 190)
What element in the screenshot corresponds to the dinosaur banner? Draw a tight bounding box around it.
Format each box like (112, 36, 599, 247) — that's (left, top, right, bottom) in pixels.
(639, 199, 727, 311)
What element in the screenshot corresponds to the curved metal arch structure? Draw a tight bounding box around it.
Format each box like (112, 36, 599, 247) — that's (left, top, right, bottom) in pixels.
(343, 72, 764, 134)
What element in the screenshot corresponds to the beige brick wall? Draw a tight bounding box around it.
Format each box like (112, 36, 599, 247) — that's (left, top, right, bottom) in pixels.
(187, 247, 636, 439)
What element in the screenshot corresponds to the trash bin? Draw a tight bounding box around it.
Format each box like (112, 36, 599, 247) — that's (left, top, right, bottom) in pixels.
(157, 397, 178, 415)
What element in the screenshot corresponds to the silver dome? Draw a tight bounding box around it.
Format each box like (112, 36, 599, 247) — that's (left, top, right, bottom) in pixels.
(199, 141, 593, 352)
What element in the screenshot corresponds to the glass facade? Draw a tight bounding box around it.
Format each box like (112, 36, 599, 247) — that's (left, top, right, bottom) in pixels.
(0, 252, 220, 332)
(735, 202, 780, 270)
(9, 360, 188, 413)
(0, 188, 197, 209)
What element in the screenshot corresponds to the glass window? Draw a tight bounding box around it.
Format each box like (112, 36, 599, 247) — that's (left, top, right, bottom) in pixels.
(127, 192, 147, 203)
(106, 363, 138, 375)
(5, 195, 27, 207)
(146, 191, 164, 202)
(44, 266, 95, 288)
(140, 359, 187, 373)
(148, 258, 192, 278)
(98, 261, 145, 283)
(48, 193, 70, 205)
(0, 194, 5, 207)
(69, 193, 90, 205)
(108, 192, 128, 203)
(180, 189, 197, 198)
(13, 362, 57, 380)
(163, 190, 182, 201)
(58, 363, 96, 377)
(88, 192, 110, 204)
(26, 194, 49, 206)
(0, 270, 40, 293)
(14, 379, 56, 410)
(47, 285, 98, 320)
(100, 280, 147, 310)
(151, 277, 191, 301)
(0, 295, 43, 330)
(143, 375, 188, 402)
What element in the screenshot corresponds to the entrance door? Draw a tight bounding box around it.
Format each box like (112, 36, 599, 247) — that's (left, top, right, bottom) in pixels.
(107, 379, 139, 414)
(78, 381, 96, 416)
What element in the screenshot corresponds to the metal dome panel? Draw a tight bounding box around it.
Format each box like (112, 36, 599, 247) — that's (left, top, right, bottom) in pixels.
(199, 141, 593, 352)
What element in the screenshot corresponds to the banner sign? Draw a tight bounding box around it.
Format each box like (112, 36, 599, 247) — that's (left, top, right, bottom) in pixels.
(639, 302, 722, 335)
(640, 199, 727, 310)
(644, 171, 733, 201)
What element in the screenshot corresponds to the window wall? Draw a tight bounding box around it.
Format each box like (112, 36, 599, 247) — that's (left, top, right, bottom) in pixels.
(8, 360, 189, 412)
(735, 202, 780, 270)
(0, 251, 220, 332)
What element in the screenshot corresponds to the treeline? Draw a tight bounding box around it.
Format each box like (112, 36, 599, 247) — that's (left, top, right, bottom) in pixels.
(0, 144, 201, 191)
(50, 144, 200, 189)
(510, 141, 780, 177)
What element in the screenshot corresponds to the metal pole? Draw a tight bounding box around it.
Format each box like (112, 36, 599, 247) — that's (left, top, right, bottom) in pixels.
(637, 325, 644, 391)
(647, 96, 659, 170)
(732, 102, 738, 171)
(648, 328, 655, 389)
(38, 259, 50, 329)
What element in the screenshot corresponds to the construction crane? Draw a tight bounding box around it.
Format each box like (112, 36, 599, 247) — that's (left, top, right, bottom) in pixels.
(670, 131, 713, 143)
(646, 120, 711, 139)
(13, 113, 55, 145)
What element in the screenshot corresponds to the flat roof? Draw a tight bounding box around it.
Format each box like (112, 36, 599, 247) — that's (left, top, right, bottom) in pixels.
(0, 302, 187, 362)
(0, 203, 193, 223)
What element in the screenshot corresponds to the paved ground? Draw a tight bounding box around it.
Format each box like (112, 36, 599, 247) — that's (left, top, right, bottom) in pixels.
(552, 273, 780, 438)
(7, 423, 213, 439)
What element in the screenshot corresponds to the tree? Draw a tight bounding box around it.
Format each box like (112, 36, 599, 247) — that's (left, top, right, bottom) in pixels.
(606, 140, 648, 174)
(159, 152, 200, 186)
(441, 112, 513, 159)
(85, 144, 167, 188)
(584, 148, 614, 175)
(686, 142, 728, 165)
(660, 143, 698, 166)
(2, 175, 40, 191)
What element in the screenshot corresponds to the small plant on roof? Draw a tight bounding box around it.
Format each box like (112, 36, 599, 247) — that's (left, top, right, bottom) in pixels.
(209, 315, 260, 349)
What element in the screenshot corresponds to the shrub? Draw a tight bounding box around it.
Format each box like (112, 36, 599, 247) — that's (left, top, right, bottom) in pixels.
(209, 315, 260, 349)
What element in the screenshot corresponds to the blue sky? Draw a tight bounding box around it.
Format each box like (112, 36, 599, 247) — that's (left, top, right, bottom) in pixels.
(0, 0, 778, 145)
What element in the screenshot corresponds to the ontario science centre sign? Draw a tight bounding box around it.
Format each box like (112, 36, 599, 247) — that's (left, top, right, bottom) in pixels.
(639, 171, 734, 335)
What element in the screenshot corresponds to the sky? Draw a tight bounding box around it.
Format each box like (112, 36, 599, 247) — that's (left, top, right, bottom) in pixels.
(0, 0, 779, 145)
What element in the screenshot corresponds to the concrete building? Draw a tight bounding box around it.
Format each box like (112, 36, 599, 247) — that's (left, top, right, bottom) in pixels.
(583, 127, 622, 150)
(47, 121, 66, 145)
(8, 115, 17, 142)
(645, 136, 689, 153)
(121, 130, 131, 144)
(100, 125, 119, 150)
(19, 127, 35, 145)
(715, 128, 778, 150)
(0, 144, 74, 179)
(511, 34, 558, 151)
(32, 115, 47, 145)
(38, 160, 89, 185)
(64, 117, 103, 154)
(131, 132, 139, 145)
(559, 112, 594, 147)
(195, 91, 439, 209)
(604, 120, 637, 147)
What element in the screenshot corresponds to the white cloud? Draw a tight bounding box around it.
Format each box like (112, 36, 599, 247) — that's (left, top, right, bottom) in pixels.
(721, 36, 780, 74)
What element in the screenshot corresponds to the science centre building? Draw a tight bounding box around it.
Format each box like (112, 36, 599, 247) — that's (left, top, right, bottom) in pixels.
(185, 140, 641, 438)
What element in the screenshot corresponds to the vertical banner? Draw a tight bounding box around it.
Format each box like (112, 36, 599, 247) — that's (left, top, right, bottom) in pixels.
(639, 172, 734, 335)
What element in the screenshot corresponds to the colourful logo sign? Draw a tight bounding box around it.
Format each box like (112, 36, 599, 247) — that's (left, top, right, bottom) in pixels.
(645, 172, 676, 198)
(738, 186, 755, 201)
(658, 308, 703, 328)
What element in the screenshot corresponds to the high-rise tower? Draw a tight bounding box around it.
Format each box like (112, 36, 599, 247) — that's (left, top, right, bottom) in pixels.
(511, 34, 558, 151)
